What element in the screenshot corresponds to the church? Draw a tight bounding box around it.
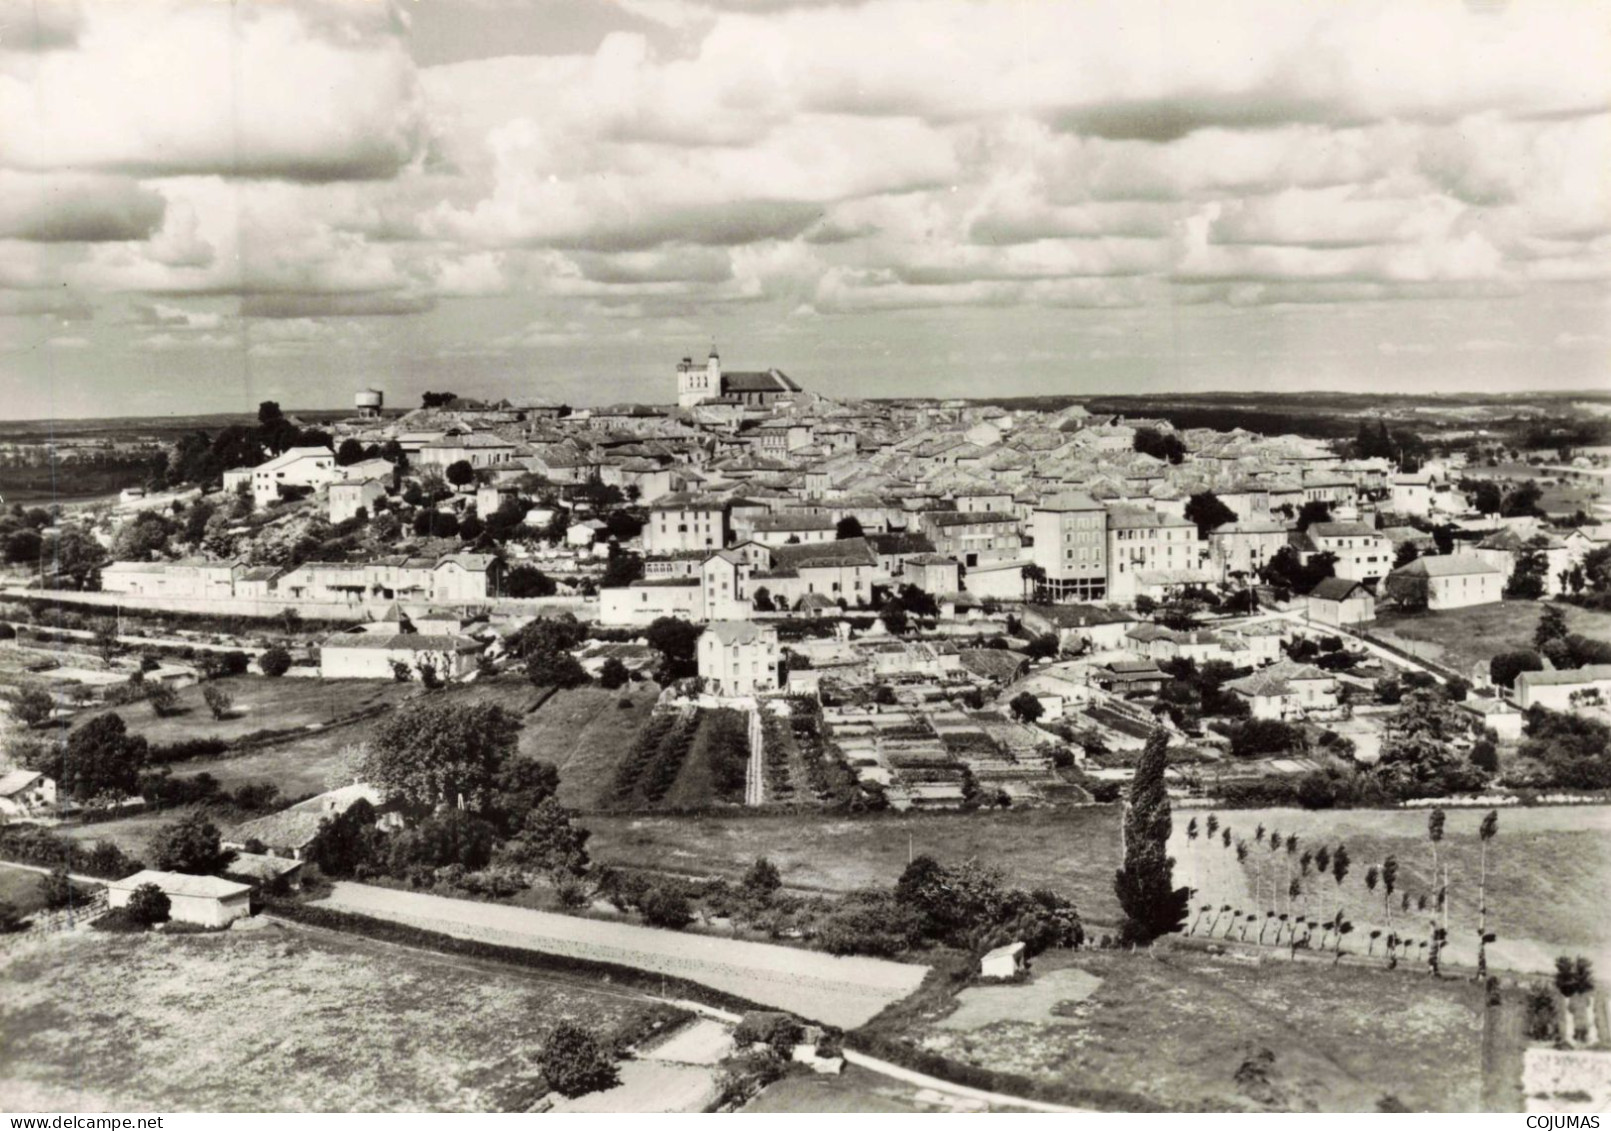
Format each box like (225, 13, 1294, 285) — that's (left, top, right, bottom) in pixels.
(676, 349, 801, 409)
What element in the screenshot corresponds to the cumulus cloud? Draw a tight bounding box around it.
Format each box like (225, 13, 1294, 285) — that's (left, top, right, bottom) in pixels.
(0, 1, 422, 181)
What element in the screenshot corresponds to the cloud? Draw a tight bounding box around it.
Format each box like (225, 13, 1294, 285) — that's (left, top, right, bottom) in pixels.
(0, 1, 423, 181)
(240, 292, 435, 319)
(0, 172, 164, 243)
(129, 302, 223, 330)
(0, 290, 93, 319)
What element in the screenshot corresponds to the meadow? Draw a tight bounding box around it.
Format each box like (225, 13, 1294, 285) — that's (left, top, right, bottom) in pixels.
(906, 946, 1490, 1112)
(1371, 601, 1611, 676)
(0, 924, 678, 1112)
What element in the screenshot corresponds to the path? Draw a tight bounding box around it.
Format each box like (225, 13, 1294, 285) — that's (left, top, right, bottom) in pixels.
(744, 708, 764, 807)
(840, 1049, 1085, 1113)
(317, 881, 928, 1029)
(1250, 609, 1449, 684)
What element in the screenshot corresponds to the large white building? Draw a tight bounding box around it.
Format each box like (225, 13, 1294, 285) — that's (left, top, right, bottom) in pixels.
(676, 349, 801, 409)
(645, 493, 730, 554)
(1513, 664, 1611, 713)
(1307, 521, 1395, 584)
(1105, 506, 1201, 605)
(1029, 491, 1107, 603)
(320, 632, 483, 682)
(1384, 554, 1505, 610)
(222, 446, 338, 508)
(698, 620, 780, 696)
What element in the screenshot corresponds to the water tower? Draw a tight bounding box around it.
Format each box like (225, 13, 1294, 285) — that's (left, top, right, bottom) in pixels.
(355, 388, 384, 418)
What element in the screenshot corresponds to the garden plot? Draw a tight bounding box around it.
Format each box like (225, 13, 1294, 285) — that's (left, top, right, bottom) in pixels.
(317, 881, 929, 1029)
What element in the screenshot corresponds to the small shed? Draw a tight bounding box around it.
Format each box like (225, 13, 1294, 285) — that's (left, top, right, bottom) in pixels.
(106, 870, 253, 928)
(980, 940, 1027, 980)
(1306, 577, 1376, 627)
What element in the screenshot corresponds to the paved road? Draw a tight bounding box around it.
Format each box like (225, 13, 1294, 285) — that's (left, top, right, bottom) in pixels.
(319, 881, 929, 1029)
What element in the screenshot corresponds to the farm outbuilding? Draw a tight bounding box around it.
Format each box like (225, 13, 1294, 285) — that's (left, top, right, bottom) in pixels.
(106, 870, 253, 928)
(980, 941, 1027, 979)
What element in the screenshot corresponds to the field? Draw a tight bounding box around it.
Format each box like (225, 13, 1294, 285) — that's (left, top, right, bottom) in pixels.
(0, 924, 675, 1112)
(497, 682, 662, 809)
(0, 864, 49, 916)
(745, 1065, 939, 1113)
(587, 808, 1128, 916)
(1372, 602, 1611, 676)
(67, 676, 416, 749)
(905, 946, 1490, 1112)
(587, 805, 1611, 976)
(1170, 805, 1611, 976)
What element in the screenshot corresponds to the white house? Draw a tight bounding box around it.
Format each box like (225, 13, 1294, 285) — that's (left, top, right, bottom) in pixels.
(319, 632, 483, 681)
(1385, 555, 1505, 610)
(0, 769, 56, 818)
(328, 476, 386, 525)
(698, 620, 780, 696)
(223, 446, 338, 508)
(106, 870, 253, 928)
(1307, 522, 1395, 584)
(1514, 665, 1611, 713)
(1225, 660, 1339, 720)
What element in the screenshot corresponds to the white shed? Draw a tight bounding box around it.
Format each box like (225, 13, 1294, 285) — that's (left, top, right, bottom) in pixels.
(106, 870, 253, 928)
(980, 940, 1027, 979)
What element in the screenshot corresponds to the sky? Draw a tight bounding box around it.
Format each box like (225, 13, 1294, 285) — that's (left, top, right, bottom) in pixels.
(0, 0, 1608, 420)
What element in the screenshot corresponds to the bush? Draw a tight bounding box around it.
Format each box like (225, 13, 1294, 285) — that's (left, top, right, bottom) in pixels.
(202, 683, 234, 720)
(126, 883, 171, 926)
(640, 885, 694, 929)
(258, 646, 292, 678)
(733, 1011, 805, 1057)
(597, 657, 630, 690)
(539, 1023, 620, 1099)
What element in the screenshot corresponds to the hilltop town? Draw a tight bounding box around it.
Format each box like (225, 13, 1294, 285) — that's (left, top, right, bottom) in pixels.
(2, 358, 1610, 1113)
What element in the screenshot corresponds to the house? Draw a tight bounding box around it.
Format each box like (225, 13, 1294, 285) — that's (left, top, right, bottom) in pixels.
(1513, 665, 1611, 713)
(676, 349, 802, 409)
(0, 769, 56, 818)
(1028, 491, 1107, 602)
(319, 631, 483, 681)
(102, 559, 240, 600)
(222, 446, 338, 507)
(1385, 555, 1505, 610)
(1471, 529, 1574, 596)
(106, 870, 252, 928)
(1225, 660, 1338, 720)
(1105, 506, 1201, 604)
(1391, 473, 1435, 516)
(1021, 603, 1135, 652)
(645, 493, 729, 554)
(919, 510, 1022, 567)
(1307, 522, 1395, 584)
(328, 475, 386, 525)
(980, 941, 1027, 979)
(698, 620, 780, 696)
(413, 432, 520, 471)
(1306, 577, 1376, 627)
(749, 513, 836, 546)
(224, 783, 397, 859)
(224, 852, 305, 892)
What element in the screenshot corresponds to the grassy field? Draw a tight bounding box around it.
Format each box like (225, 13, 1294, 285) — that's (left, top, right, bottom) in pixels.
(0, 924, 677, 1112)
(906, 946, 1489, 1112)
(68, 677, 416, 749)
(507, 682, 661, 809)
(586, 804, 1611, 976)
(587, 808, 1128, 916)
(1171, 805, 1611, 976)
(0, 864, 49, 917)
(1372, 601, 1611, 676)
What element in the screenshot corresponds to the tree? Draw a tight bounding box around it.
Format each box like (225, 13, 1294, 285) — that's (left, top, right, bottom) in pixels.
(1184, 491, 1238, 537)
(336, 438, 366, 466)
(125, 883, 171, 926)
(305, 799, 380, 877)
(46, 528, 108, 590)
(501, 797, 591, 879)
(5, 686, 55, 729)
(640, 884, 694, 929)
(526, 647, 590, 690)
(4, 527, 41, 564)
(361, 700, 522, 816)
(1534, 604, 1570, 653)
(38, 867, 76, 910)
(597, 657, 630, 690)
(202, 683, 234, 721)
(1133, 427, 1186, 464)
(1009, 691, 1044, 724)
(445, 460, 476, 489)
(645, 617, 702, 682)
(1490, 649, 1543, 690)
(1296, 501, 1333, 532)
(1113, 730, 1190, 944)
(540, 1023, 619, 1099)
(149, 813, 234, 875)
(1470, 481, 1503, 515)
(258, 646, 292, 677)
(835, 515, 864, 540)
(42, 712, 148, 800)
(741, 857, 782, 903)
(1375, 690, 1479, 792)
(600, 549, 645, 589)
(1393, 541, 1420, 569)
(1021, 562, 1046, 600)
(505, 564, 557, 599)
(1476, 809, 1498, 980)
(1506, 537, 1550, 600)
(144, 682, 179, 718)
(878, 598, 908, 636)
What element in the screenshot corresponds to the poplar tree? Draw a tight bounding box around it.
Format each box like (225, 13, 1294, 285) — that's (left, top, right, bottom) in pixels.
(1114, 730, 1190, 945)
